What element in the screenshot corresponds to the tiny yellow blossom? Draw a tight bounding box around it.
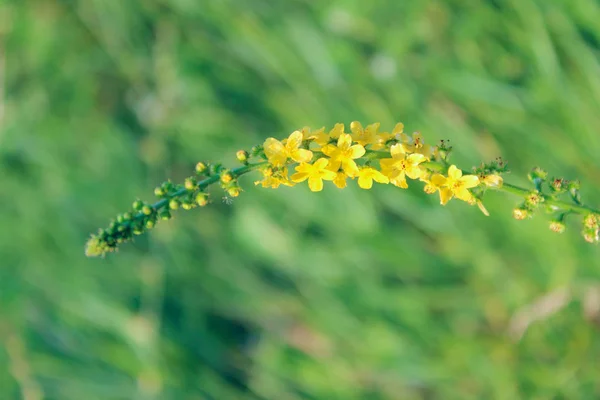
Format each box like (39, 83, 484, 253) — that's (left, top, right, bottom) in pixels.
(351, 121, 380, 147)
(321, 133, 365, 177)
(291, 158, 337, 192)
(299, 126, 325, 142)
(357, 167, 389, 189)
(426, 165, 479, 205)
(255, 167, 294, 189)
(380, 144, 427, 188)
(264, 131, 313, 167)
(312, 123, 345, 147)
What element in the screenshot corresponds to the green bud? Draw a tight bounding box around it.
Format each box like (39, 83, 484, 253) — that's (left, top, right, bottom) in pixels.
(236, 150, 249, 164)
(145, 220, 155, 229)
(133, 200, 144, 211)
(184, 177, 197, 191)
(123, 212, 132, 221)
(196, 192, 209, 207)
(154, 187, 166, 197)
(181, 202, 194, 210)
(142, 205, 153, 215)
(195, 162, 208, 174)
(220, 170, 234, 184)
(159, 209, 172, 220)
(209, 163, 223, 176)
(169, 199, 180, 210)
(528, 167, 548, 182)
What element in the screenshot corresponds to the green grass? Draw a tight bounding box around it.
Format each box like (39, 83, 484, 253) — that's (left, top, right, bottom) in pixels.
(2, 0, 600, 398)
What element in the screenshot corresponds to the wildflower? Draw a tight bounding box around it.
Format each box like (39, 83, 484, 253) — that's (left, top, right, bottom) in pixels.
(357, 167, 389, 189)
(311, 123, 345, 146)
(321, 133, 365, 177)
(426, 165, 479, 205)
(380, 144, 427, 188)
(299, 126, 325, 142)
(255, 166, 294, 189)
(264, 131, 313, 166)
(291, 158, 337, 192)
(351, 121, 380, 147)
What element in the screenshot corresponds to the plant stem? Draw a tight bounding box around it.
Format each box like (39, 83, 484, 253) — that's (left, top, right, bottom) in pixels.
(420, 161, 600, 215)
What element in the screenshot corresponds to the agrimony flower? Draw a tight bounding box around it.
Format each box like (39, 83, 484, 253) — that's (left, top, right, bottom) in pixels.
(357, 167, 389, 189)
(321, 133, 365, 177)
(380, 143, 427, 188)
(264, 131, 313, 167)
(291, 158, 337, 192)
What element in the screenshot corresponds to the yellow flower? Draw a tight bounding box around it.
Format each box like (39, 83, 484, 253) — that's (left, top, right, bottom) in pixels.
(291, 158, 337, 192)
(351, 121, 380, 147)
(321, 133, 365, 177)
(428, 165, 479, 205)
(379, 144, 427, 188)
(264, 131, 313, 167)
(400, 131, 433, 158)
(254, 167, 294, 189)
(312, 123, 345, 147)
(299, 126, 325, 142)
(357, 167, 389, 189)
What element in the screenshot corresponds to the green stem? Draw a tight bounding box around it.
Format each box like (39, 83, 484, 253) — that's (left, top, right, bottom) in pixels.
(420, 161, 600, 215)
(146, 161, 267, 215)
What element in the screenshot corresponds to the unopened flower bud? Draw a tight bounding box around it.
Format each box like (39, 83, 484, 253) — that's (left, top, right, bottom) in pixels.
(154, 186, 166, 197)
(142, 205, 153, 216)
(169, 199, 180, 210)
(196, 192, 209, 207)
(181, 202, 194, 210)
(228, 187, 241, 198)
(582, 228, 599, 244)
(184, 177, 197, 190)
(159, 209, 172, 220)
(195, 162, 208, 174)
(133, 200, 144, 211)
(236, 150, 249, 163)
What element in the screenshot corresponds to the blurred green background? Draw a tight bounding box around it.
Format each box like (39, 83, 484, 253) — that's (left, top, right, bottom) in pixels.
(2, 0, 600, 398)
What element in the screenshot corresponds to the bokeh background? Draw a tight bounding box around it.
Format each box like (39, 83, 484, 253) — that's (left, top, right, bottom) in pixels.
(2, 0, 600, 398)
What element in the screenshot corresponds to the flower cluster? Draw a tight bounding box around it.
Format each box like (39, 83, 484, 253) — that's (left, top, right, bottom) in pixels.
(85, 122, 600, 257)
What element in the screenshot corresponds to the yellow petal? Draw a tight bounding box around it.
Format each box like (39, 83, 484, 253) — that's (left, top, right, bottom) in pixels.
(308, 176, 324, 192)
(333, 172, 347, 189)
(407, 153, 426, 165)
(326, 159, 342, 173)
(455, 189, 474, 202)
(291, 172, 309, 182)
(286, 131, 303, 150)
(372, 170, 390, 184)
(329, 123, 345, 139)
(291, 148, 313, 163)
(313, 158, 329, 170)
(439, 188, 453, 205)
(460, 175, 480, 189)
(321, 144, 337, 157)
(342, 159, 359, 177)
(350, 144, 366, 159)
(390, 143, 406, 158)
(321, 169, 337, 180)
(337, 133, 352, 149)
(294, 163, 312, 173)
(448, 165, 462, 179)
(358, 175, 373, 189)
(430, 174, 447, 187)
(392, 122, 404, 135)
(350, 121, 363, 135)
